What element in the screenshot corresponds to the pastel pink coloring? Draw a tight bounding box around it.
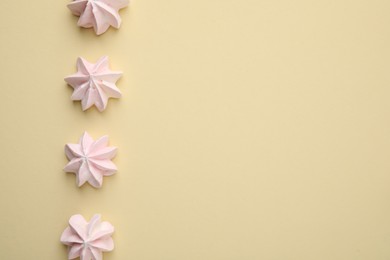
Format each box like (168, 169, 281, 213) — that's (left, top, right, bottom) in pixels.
(67, 0, 129, 35)
(65, 56, 122, 112)
(61, 214, 114, 260)
(64, 132, 117, 188)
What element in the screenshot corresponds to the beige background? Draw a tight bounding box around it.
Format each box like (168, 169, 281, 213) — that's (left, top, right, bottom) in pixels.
(1, 0, 390, 259)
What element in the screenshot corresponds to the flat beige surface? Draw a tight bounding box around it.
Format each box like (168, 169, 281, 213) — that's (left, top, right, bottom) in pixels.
(1, 0, 390, 259)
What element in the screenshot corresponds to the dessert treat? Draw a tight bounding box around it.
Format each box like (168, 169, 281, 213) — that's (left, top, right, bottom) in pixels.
(64, 131, 117, 188)
(65, 56, 122, 112)
(61, 214, 114, 260)
(68, 0, 129, 35)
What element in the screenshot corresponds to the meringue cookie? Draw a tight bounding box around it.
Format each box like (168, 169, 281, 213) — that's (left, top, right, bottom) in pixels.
(64, 131, 117, 188)
(65, 56, 122, 112)
(61, 214, 114, 260)
(68, 0, 129, 35)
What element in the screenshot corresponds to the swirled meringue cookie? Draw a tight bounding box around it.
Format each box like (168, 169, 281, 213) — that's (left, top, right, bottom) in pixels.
(65, 56, 122, 112)
(68, 0, 129, 35)
(64, 132, 118, 188)
(61, 214, 114, 260)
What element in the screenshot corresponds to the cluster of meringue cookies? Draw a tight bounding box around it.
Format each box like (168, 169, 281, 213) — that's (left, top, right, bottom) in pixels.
(61, 1, 129, 259)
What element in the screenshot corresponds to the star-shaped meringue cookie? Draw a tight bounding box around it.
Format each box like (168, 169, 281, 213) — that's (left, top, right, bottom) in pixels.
(65, 56, 122, 112)
(61, 214, 114, 260)
(64, 132, 117, 188)
(68, 0, 129, 35)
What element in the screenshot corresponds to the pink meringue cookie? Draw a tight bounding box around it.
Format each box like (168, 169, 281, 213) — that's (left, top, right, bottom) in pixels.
(61, 214, 114, 260)
(65, 56, 122, 112)
(68, 0, 129, 35)
(64, 131, 117, 188)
